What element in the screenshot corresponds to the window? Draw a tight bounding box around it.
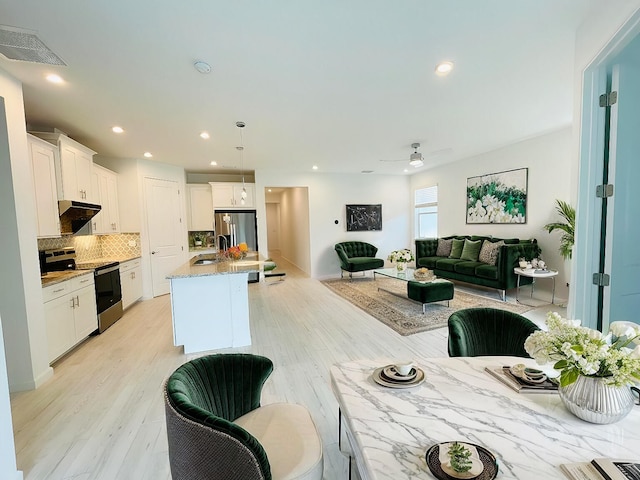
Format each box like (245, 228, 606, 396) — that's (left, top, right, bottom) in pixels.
(415, 185, 438, 238)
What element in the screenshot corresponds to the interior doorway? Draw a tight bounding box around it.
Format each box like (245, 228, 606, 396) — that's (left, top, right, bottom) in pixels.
(264, 187, 311, 275)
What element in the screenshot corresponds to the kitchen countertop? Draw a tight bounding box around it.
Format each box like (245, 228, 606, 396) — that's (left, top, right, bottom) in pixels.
(41, 269, 93, 288)
(167, 252, 262, 279)
(41, 255, 142, 287)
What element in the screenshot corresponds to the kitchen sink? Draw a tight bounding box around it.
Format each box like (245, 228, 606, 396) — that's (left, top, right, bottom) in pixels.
(193, 258, 217, 265)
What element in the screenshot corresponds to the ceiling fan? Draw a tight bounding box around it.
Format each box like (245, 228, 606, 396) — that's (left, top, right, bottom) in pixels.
(380, 143, 424, 168)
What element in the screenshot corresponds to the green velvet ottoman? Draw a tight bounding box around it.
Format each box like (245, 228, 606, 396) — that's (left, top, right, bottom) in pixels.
(407, 279, 454, 313)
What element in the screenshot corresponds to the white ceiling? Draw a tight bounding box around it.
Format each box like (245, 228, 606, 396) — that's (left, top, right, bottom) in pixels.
(0, 1, 597, 175)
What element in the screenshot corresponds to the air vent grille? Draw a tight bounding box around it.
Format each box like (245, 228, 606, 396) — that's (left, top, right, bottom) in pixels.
(0, 25, 66, 65)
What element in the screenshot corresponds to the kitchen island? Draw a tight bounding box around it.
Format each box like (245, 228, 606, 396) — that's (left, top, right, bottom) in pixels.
(166, 253, 262, 354)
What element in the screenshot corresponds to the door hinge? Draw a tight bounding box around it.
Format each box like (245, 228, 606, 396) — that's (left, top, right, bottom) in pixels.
(592, 273, 610, 287)
(596, 184, 614, 198)
(599, 91, 618, 107)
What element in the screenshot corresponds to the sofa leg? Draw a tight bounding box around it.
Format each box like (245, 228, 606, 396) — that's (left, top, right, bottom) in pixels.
(501, 290, 506, 302)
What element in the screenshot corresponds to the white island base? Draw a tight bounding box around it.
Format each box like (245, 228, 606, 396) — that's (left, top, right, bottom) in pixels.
(169, 272, 251, 354)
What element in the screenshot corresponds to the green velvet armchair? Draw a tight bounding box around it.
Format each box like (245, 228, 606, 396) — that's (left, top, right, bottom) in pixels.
(335, 241, 384, 279)
(164, 353, 323, 480)
(447, 307, 540, 358)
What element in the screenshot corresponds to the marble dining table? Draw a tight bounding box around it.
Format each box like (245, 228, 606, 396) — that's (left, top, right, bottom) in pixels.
(330, 356, 640, 480)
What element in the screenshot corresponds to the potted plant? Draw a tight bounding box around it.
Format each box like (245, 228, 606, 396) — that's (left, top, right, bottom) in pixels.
(525, 312, 640, 424)
(193, 232, 204, 247)
(388, 249, 414, 272)
(543, 200, 575, 260)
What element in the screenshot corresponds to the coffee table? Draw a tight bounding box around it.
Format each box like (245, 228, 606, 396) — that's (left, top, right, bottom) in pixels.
(373, 268, 454, 313)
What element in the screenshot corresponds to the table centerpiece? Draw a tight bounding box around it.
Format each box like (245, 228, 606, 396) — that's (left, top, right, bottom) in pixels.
(225, 242, 249, 261)
(524, 312, 640, 424)
(387, 248, 414, 272)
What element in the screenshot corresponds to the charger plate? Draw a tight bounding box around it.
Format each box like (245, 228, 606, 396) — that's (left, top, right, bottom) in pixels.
(425, 442, 498, 480)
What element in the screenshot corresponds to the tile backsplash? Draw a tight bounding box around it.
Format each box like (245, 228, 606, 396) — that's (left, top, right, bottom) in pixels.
(37, 233, 141, 262)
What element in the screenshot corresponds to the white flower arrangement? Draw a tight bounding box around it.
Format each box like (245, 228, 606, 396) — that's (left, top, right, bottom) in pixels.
(387, 249, 414, 263)
(524, 312, 640, 387)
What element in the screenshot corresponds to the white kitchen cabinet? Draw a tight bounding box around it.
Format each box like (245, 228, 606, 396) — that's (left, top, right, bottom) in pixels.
(28, 134, 61, 238)
(209, 182, 255, 208)
(42, 274, 97, 363)
(31, 132, 96, 202)
(91, 165, 120, 234)
(186, 184, 214, 230)
(120, 258, 142, 310)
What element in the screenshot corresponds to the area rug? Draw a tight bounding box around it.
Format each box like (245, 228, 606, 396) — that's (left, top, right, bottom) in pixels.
(321, 277, 532, 336)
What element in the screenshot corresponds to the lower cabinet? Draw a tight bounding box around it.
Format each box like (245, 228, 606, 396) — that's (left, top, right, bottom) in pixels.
(120, 258, 142, 310)
(43, 274, 97, 364)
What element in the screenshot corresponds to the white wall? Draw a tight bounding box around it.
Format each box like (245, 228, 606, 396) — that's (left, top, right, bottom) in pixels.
(0, 69, 53, 392)
(254, 170, 411, 278)
(0, 316, 22, 480)
(410, 128, 572, 301)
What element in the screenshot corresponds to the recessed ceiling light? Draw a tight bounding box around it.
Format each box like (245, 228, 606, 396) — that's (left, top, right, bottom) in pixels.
(403, 169, 409, 173)
(210, 161, 217, 166)
(435, 61, 454, 76)
(112, 126, 124, 134)
(200, 132, 210, 139)
(46, 73, 63, 84)
(312, 165, 318, 170)
(143, 152, 153, 158)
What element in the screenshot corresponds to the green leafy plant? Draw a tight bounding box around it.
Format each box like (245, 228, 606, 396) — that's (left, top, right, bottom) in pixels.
(448, 442, 472, 473)
(524, 312, 640, 387)
(544, 200, 575, 260)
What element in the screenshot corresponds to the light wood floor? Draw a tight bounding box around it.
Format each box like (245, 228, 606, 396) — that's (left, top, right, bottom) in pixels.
(10, 255, 561, 479)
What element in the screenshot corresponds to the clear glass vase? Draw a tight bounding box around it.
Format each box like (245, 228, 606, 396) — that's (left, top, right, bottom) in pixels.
(396, 262, 406, 272)
(558, 375, 636, 424)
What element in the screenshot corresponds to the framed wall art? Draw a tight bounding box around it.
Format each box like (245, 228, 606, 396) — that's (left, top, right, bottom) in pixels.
(346, 204, 382, 231)
(466, 167, 528, 224)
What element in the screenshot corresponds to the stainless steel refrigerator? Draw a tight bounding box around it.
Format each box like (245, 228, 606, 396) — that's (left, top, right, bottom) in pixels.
(214, 209, 258, 252)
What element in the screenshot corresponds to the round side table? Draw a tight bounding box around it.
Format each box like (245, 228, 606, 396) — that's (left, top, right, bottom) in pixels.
(513, 267, 559, 305)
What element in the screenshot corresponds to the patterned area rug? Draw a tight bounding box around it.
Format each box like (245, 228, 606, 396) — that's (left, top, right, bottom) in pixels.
(321, 277, 532, 336)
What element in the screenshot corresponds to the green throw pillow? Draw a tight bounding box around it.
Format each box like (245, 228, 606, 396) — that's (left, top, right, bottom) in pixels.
(460, 239, 482, 261)
(449, 238, 465, 259)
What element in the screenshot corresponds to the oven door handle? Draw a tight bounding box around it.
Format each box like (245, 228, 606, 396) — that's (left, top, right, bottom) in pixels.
(94, 265, 120, 276)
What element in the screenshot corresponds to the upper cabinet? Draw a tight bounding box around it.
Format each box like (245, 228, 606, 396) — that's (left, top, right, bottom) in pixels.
(209, 182, 255, 209)
(28, 134, 61, 238)
(91, 164, 120, 234)
(30, 132, 96, 202)
(186, 184, 214, 231)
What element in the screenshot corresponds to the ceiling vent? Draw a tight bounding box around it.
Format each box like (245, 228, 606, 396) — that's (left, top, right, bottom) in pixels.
(0, 25, 66, 65)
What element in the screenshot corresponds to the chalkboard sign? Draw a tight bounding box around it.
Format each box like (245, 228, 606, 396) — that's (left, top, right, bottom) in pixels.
(346, 204, 382, 231)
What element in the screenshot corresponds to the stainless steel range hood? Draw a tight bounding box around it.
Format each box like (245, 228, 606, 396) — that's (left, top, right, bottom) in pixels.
(58, 200, 101, 235)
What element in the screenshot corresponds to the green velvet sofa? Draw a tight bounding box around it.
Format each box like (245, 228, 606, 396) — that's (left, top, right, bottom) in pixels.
(335, 241, 384, 279)
(415, 235, 541, 301)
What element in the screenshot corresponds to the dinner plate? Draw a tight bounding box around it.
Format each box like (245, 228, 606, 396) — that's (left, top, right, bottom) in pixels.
(426, 442, 498, 480)
(372, 366, 425, 388)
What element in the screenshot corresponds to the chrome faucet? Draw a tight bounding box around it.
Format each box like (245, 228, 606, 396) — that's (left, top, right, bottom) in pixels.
(217, 235, 228, 252)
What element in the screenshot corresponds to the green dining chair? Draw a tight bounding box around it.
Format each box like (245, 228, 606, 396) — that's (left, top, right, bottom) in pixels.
(164, 353, 323, 480)
(447, 307, 540, 358)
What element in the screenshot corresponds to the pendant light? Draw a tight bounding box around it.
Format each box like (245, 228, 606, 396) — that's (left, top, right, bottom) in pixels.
(236, 121, 247, 205)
